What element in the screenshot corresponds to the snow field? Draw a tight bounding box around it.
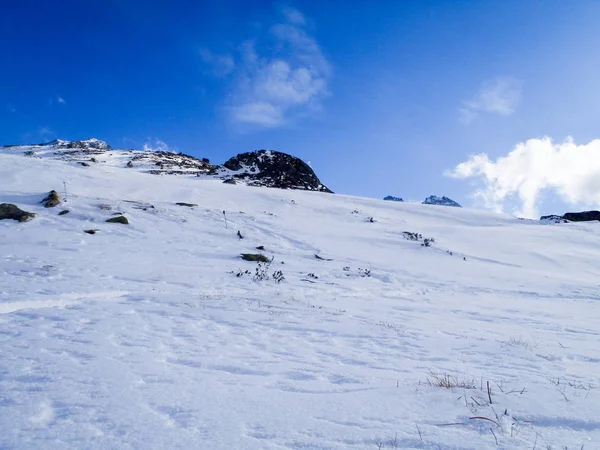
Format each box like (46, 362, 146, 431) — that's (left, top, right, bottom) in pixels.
(1, 153, 599, 448)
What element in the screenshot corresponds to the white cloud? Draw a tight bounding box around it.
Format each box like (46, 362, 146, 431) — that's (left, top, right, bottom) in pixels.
(57, 96, 66, 105)
(143, 139, 175, 153)
(202, 7, 331, 129)
(447, 136, 600, 218)
(281, 7, 305, 25)
(459, 76, 523, 124)
(199, 49, 235, 76)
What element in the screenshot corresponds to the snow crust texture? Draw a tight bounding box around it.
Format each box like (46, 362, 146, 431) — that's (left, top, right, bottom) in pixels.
(1, 149, 599, 449)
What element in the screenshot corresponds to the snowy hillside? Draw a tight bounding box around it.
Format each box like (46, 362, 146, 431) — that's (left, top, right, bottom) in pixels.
(1, 150, 599, 449)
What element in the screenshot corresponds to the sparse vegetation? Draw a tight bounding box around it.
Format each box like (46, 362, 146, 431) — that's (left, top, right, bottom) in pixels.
(240, 253, 270, 263)
(427, 371, 477, 390)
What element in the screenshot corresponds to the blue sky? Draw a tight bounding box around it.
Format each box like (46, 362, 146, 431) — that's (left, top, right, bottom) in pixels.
(2, 0, 600, 217)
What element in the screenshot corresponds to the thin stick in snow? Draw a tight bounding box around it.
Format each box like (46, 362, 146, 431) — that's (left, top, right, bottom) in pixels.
(415, 424, 423, 442)
(223, 210, 228, 229)
(63, 181, 68, 202)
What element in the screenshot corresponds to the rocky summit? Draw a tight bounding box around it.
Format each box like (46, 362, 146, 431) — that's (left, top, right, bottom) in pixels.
(214, 150, 332, 193)
(422, 195, 462, 207)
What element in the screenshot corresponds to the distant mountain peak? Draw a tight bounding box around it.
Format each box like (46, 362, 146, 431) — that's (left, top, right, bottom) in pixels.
(422, 195, 462, 207)
(383, 195, 403, 202)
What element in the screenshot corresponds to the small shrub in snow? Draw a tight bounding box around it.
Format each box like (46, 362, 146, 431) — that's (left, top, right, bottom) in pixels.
(358, 268, 371, 277)
(501, 337, 538, 349)
(402, 231, 421, 241)
(251, 258, 285, 283)
(421, 238, 434, 247)
(271, 270, 285, 283)
(427, 372, 476, 390)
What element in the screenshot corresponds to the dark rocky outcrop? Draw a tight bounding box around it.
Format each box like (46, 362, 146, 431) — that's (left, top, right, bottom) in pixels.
(41, 190, 61, 208)
(222, 178, 236, 185)
(175, 202, 197, 207)
(422, 195, 462, 207)
(84, 229, 98, 234)
(383, 196, 403, 202)
(562, 211, 600, 222)
(219, 150, 332, 193)
(540, 214, 569, 224)
(58, 210, 70, 215)
(542, 211, 600, 223)
(0, 203, 36, 222)
(106, 216, 129, 224)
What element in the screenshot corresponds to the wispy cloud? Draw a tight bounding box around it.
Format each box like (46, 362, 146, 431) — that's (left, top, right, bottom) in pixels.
(281, 6, 305, 25)
(199, 49, 235, 77)
(48, 96, 67, 106)
(202, 6, 331, 129)
(447, 136, 600, 218)
(459, 76, 523, 124)
(143, 138, 175, 153)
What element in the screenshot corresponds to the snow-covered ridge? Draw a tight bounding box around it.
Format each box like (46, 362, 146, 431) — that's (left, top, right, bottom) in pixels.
(1, 139, 328, 191)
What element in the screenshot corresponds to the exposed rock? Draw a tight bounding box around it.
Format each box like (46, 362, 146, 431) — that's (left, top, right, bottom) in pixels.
(240, 253, 270, 263)
(127, 161, 133, 168)
(422, 195, 462, 207)
(106, 215, 129, 224)
(562, 211, 600, 222)
(256, 245, 265, 250)
(383, 195, 403, 202)
(0, 203, 36, 222)
(84, 229, 98, 234)
(175, 202, 197, 207)
(133, 151, 212, 175)
(41, 190, 61, 208)
(52, 138, 112, 151)
(79, 162, 90, 167)
(218, 150, 332, 192)
(90, 157, 97, 163)
(58, 210, 70, 215)
(540, 214, 569, 224)
(223, 178, 236, 185)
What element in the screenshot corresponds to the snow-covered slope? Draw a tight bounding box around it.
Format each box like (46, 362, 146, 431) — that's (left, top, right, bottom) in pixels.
(1, 151, 599, 449)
